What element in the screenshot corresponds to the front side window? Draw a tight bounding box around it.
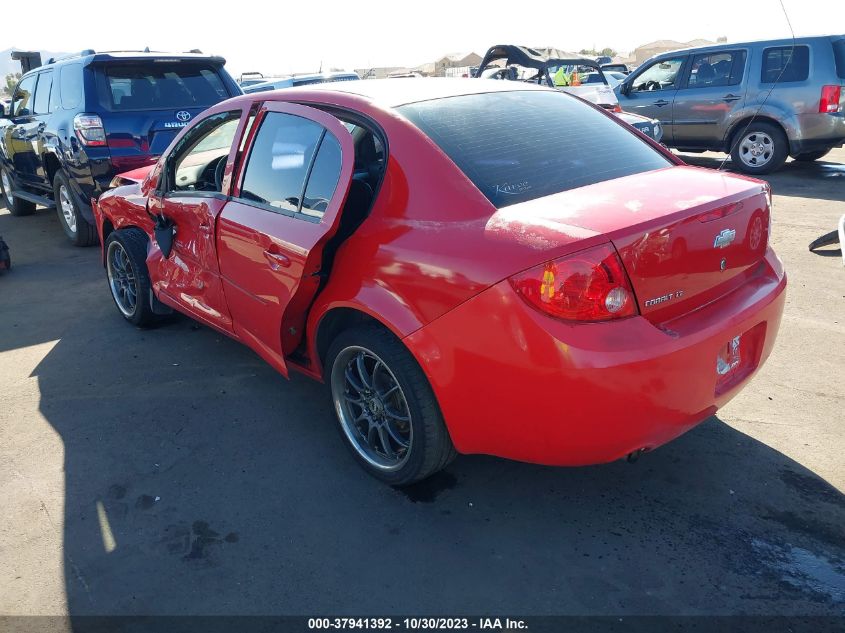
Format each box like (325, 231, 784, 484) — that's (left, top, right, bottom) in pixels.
(239, 112, 326, 214)
(98, 63, 230, 111)
(169, 111, 241, 193)
(761, 46, 809, 83)
(399, 90, 671, 208)
(631, 57, 686, 92)
(686, 51, 745, 88)
(33, 71, 53, 115)
(12, 75, 36, 116)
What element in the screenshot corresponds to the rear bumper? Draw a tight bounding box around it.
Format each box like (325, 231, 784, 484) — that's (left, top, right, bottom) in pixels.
(789, 112, 845, 155)
(404, 248, 786, 466)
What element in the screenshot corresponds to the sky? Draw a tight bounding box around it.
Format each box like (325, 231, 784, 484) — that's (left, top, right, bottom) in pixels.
(5, 0, 841, 77)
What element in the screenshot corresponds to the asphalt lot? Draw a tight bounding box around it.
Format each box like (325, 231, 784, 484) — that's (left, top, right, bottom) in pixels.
(0, 149, 843, 618)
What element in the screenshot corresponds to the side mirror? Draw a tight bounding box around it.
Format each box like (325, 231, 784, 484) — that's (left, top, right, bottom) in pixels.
(619, 80, 632, 96)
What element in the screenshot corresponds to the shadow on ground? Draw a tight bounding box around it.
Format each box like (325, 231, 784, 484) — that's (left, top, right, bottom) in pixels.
(677, 153, 845, 203)
(2, 196, 843, 619)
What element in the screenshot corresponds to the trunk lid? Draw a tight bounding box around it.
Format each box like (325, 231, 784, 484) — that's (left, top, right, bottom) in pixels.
(524, 166, 771, 324)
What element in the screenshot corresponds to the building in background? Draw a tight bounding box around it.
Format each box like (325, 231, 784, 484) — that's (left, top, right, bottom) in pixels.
(630, 38, 721, 66)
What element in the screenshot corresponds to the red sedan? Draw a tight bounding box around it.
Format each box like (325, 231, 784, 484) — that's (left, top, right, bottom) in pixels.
(93, 80, 786, 484)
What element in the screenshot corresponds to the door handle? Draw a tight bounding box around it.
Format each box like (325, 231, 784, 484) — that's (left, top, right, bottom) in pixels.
(263, 250, 291, 270)
(653, 99, 670, 107)
(722, 94, 741, 102)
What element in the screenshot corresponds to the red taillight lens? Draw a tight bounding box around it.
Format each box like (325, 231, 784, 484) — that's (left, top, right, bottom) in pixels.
(819, 85, 841, 113)
(611, 104, 623, 113)
(509, 243, 638, 322)
(73, 113, 107, 146)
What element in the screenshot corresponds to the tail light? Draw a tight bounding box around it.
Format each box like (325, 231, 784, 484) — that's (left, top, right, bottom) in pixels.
(509, 243, 638, 322)
(73, 114, 107, 146)
(611, 104, 623, 112)
(819, 85, 841, 113)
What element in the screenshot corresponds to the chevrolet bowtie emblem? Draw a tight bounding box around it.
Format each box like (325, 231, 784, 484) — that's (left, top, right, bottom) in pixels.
(714, 228, 737, 249)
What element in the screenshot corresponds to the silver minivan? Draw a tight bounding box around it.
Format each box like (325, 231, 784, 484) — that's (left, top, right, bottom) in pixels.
(616, 35, 845, 174)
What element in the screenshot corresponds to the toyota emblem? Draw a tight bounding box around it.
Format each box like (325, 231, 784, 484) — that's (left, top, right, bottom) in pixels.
(176, 111, 191, 122)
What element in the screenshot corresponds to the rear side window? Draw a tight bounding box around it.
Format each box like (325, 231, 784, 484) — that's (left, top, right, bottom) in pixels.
(833, 39, 845, 79)
(97, 63, 230, 110)
(239, 112, 325, 214)
(686, 51, 746, 88)
(60, 63, 83, 109)
(399, 90, 671, 208)
(33, 71, 53, 115)
(761, 46, 809, 83)
(301, 134, 342, 218)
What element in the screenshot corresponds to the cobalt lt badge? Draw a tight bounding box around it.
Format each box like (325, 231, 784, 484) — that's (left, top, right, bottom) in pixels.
(176, 110, 192, 122)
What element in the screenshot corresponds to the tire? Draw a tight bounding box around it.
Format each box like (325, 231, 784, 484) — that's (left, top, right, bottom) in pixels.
(326, 325, 457, 485)
(793, 149, 830, 162)
(729, 122, 788, 175)
(105, 228, 156, 327)
(0, 166, 36, 217)
(53, 171, 97, 246)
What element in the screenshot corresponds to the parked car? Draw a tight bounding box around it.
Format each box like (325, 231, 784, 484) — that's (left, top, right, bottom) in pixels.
(243, 72, 360, 94)
(0, 50, 241, 245)
(616, 35, 845, 174)
(93, 79, 785, 484)
(581, 70, 627, 88)
(476, 45, 664, 143)
(601, 63, 630, 75)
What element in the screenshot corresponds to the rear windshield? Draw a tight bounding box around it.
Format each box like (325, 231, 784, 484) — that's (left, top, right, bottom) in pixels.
(97, 63, 230, 111)
(399, 90, 670, 208)
(833, 39, 845, 79)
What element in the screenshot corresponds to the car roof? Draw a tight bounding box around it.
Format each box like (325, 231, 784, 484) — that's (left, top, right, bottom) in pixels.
(656, 34, 844, 58)
(41, 50, 226, 68)
(280, 77, 550, 107)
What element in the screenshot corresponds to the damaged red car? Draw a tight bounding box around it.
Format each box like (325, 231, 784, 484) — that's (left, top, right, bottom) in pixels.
(93, 80, 786, 484)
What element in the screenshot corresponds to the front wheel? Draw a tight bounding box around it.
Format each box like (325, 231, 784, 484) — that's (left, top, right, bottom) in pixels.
(1, 166, 36, 217)
(327, 326, 456, 485)
(729, 122, 788, 175)
(54, 171, 97, 246)
(105, 229, 156, 327)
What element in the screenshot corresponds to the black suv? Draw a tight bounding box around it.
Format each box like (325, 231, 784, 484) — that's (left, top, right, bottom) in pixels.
(0, 50, 241, 245)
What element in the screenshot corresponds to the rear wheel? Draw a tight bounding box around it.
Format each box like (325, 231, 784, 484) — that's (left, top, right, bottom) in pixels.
(793, 149, 830, 162)
(105, 229, 156, 327)
(0, 166, 36, 216)
(730, 122, 788, 175)
(327, 325, 456, 485)
(53, 171, 97, 246)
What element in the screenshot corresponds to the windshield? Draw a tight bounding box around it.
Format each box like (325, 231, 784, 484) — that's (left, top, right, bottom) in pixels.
(399, 90, 670, 208)
(97, 63, 231, 111)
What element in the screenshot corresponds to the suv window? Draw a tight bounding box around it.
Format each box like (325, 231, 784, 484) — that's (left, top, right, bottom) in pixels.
(686, 51, 746, 88)
(97, 63, 230, 111)
(13, 75, 36, 116)
(239, 112, 326, 215)
(60, 63, 83, 110)
(33, 71, 53, 115)
(399, 91, 671, 209)
(761, 46, 809, 83)
(169, 111, 241, 193)
(631, 57, 685, 92)
(833, 39, 845, 79)
(301, 134, 342, 218)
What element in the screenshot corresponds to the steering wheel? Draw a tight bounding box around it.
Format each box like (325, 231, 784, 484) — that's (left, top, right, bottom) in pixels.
(214, 157, 226, 192)
(644, 80, 661, 91)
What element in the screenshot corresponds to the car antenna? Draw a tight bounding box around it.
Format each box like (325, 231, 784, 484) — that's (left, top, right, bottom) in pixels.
(718, 0, 795, 171)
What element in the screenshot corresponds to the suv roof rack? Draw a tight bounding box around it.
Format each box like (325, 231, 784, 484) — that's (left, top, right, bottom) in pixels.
(46, 49, 96, 64)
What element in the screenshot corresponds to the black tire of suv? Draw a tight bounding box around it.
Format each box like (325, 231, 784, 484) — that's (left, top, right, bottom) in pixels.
(53, 171, 98, 247)
(729, 122, 789, 175)
(793, 149, 830, 162)
(0, 167, 36, 217)
(104, 229, 156, 327)
(326, 325, 457, 486)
